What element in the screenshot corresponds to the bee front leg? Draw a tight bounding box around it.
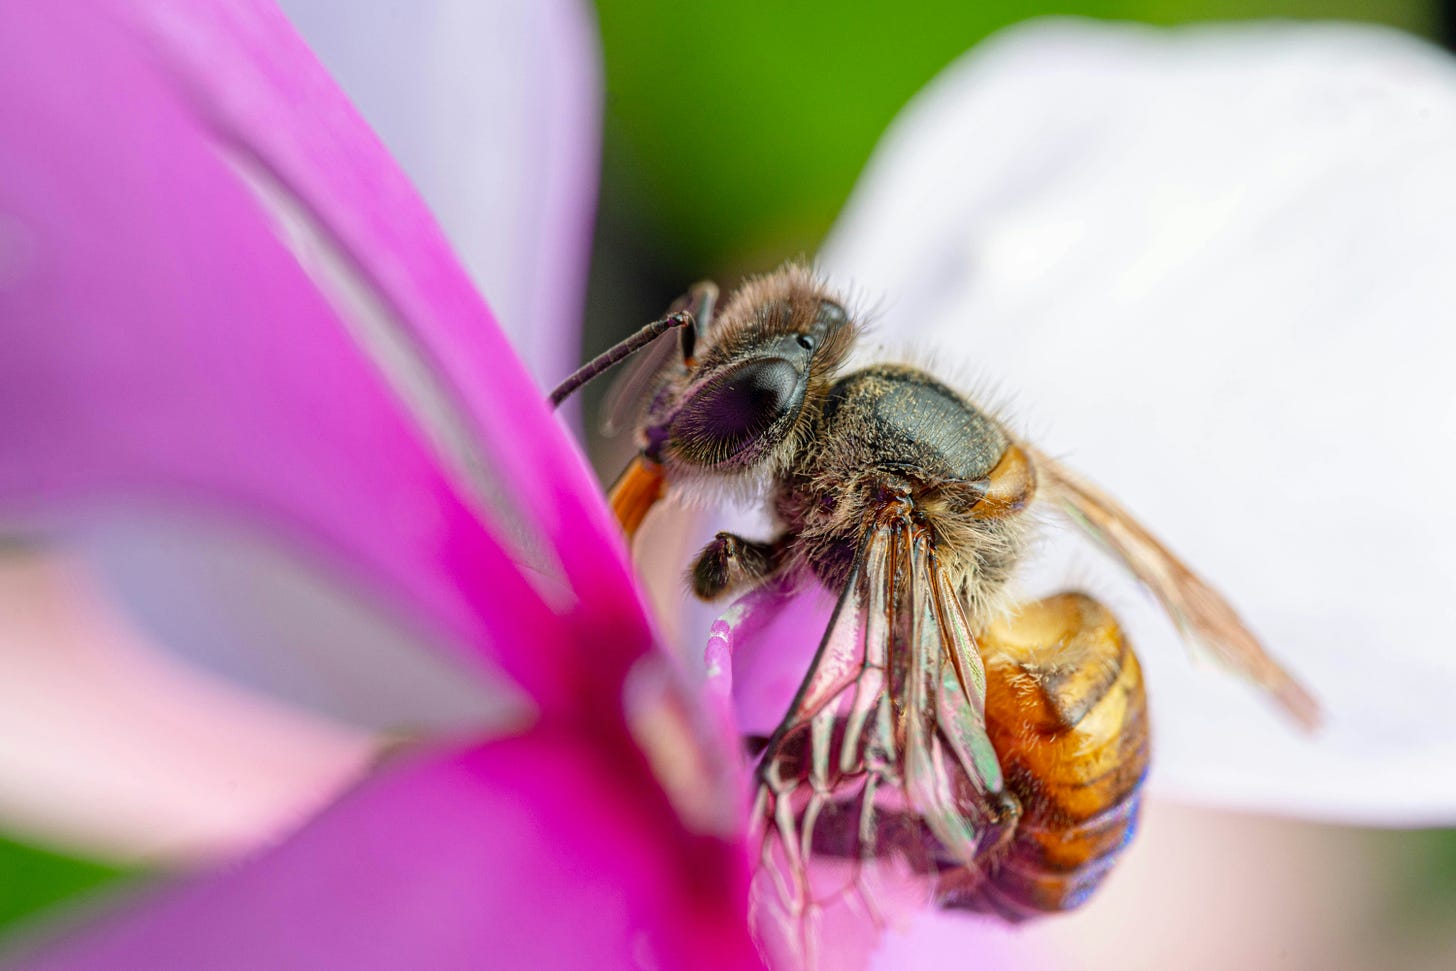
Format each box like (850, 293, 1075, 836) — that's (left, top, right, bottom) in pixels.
(689, 531, 791, 600)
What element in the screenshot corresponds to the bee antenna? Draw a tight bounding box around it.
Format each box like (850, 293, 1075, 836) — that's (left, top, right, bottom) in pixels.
(547, 311, 695, 409)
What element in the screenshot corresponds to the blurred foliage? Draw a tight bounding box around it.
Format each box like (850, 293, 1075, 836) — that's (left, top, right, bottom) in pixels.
(0, 835, 133, 939)
(594, 0, 1435, 273)
(1390, 828, 1456, 926)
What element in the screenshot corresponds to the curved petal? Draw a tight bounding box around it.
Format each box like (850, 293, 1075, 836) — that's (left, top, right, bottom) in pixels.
(0, 1, 642, 714)
(67, 0, 608, 732)
(160, 0, 634, 610)
(279, 0, 601, 388)
(819, 19, 1456, 822)
(75, 517, 519, 732)
(705, 584, 834, 739)
(0, 549, 375, 863)
(10, 734, 760, 971)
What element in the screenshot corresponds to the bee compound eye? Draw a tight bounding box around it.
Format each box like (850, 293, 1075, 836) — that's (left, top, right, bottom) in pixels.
(677, 357, 806, 456)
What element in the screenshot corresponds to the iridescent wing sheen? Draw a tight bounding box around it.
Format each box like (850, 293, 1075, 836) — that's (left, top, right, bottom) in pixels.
(1028, 446, 1320, 729)
(749, 511, 1016, 963)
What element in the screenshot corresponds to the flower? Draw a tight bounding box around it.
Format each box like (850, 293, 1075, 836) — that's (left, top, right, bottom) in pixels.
(0, 0, 607, 865)
(0, 1, 757, 967)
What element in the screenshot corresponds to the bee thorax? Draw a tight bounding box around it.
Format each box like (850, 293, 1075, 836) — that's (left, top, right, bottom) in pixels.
(772, 364, 1033, 621)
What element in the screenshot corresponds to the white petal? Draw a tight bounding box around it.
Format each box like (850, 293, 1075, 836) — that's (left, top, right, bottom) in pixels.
(820, 19, 1456, 823)
(78, 516, 520, 733)
(279, 0, 601, 387)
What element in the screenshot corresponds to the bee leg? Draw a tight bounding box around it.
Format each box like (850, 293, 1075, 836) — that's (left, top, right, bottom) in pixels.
(689, 531, 790, 600)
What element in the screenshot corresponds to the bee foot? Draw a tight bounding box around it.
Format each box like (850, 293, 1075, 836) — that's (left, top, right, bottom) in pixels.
(690, 531, 784, 600)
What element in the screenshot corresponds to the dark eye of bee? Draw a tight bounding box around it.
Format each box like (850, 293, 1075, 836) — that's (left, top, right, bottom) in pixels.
(664, 298, 849, 467)
(670, 355, 808, 465)
(696, 358, 802, 440)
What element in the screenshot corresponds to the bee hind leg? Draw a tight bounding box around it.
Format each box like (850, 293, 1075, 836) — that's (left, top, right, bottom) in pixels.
(689, 531, 792, 600)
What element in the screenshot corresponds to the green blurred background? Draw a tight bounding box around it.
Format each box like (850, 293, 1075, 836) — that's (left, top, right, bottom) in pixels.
(4, 0, 1454, 960)
(584, 0, 1435, 334)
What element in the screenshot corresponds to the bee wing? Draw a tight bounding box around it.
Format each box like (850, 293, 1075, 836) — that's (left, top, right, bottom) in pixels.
(751, 513, 1010, 957)
(1029, 446, 1320, 729)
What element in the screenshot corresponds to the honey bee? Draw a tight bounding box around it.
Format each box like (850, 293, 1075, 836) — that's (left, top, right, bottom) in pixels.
(550, 264, 1317, 956)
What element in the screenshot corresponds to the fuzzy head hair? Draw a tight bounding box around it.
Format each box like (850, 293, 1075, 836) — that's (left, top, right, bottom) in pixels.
(641, 263, 859, 489)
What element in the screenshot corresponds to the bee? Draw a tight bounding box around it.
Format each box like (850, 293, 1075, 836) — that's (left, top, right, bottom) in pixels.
(550, 264, 1317, 957)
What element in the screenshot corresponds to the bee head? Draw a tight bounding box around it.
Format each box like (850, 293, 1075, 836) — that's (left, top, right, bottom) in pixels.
(643, 265, 855, 478)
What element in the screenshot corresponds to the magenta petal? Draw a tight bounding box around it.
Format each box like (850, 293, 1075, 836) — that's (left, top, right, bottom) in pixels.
(707, 584, 837, 738)
(0, 3, 641, 707)
(146, 0, 638, 613)
(19, 733, 761, 971)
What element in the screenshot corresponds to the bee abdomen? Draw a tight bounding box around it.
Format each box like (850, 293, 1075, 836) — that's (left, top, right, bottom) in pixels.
(941, 593, 1150, 921)
(976, 777, 1144, 920)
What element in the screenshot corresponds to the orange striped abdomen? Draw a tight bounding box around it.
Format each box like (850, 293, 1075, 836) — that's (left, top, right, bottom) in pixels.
(941, 592, 1150, 920)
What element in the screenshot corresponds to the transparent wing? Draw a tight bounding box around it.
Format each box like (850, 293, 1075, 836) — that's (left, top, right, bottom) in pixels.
(1029, 446, 1320, 729)
(750, 510, 1013, 966)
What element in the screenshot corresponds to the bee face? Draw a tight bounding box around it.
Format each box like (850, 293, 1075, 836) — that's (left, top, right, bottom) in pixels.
(640, 266, 854, 477)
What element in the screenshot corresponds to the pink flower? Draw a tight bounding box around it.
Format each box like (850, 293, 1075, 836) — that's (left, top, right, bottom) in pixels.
(0, 2, 757, 967)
